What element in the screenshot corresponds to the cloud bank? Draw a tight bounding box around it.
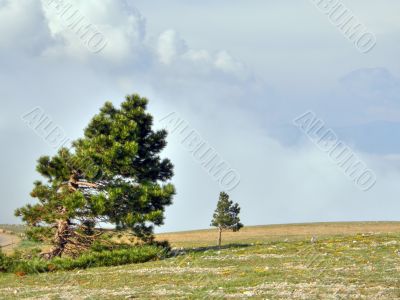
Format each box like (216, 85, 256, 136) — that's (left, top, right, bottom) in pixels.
(0, 0, 399, 232)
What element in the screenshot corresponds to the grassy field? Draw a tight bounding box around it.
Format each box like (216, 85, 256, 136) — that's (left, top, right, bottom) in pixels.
(0, 222, 400, 299)
(0, 225, 26, 235)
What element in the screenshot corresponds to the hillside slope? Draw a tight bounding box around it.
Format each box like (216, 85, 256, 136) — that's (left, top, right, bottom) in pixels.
(0, 222, 399, 299)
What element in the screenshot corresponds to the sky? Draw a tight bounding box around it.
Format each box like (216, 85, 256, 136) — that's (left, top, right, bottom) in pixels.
(0, 0, 400, 232)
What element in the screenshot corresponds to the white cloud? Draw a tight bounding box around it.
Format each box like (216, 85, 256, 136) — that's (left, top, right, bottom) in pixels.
(214, 50, 246, 78)
(40, 0, 147, 63)
(183, 49, 211, 63)
(155, 31, 248, 79)
(156, 29, 187, 65)
(36, 0, 253, 81)
(0, 0, 52, 54)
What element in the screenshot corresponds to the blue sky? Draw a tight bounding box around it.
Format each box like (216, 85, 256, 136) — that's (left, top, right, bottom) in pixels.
(0, 0, 400, 232)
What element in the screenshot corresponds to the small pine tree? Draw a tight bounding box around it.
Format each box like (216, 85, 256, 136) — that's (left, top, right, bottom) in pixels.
(210, 192, 243, 247)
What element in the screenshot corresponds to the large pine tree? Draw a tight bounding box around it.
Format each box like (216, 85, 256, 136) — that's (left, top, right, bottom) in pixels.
(16, 94, 175, 258)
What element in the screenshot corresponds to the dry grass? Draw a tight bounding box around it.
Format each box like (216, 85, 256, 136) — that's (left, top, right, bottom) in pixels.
(157, 221, 400, 247)
(0, 232, 20, 254)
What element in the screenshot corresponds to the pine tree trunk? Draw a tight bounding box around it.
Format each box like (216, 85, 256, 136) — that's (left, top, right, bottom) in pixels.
(44, 219, 70, 259)
(218, 227, 222, 247)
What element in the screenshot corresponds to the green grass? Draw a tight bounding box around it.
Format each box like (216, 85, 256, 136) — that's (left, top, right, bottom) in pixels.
(0, 245, 165, 274)
(14, 240, 42, 250)
(0, 223, 399, 299)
